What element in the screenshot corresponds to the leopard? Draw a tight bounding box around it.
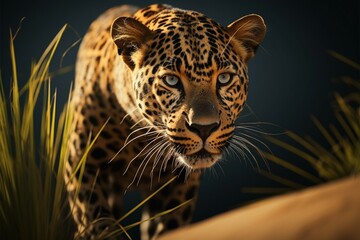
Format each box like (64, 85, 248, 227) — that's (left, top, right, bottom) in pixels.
(64, 3, 266, 240)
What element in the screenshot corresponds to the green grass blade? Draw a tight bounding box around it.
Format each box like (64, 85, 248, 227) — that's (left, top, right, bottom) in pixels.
(104, 199, 192, 239)
(1, 24, 77, 240)
(267, 134, 318, 166)
(9, 30, 22, 164)
(124, 199, 192, 231)
(311, 117, 336, 147)
(21, 25, 67, 140)
(19, 25, 68, 95)
(327, 50, 360, 71)
(69, 118, 110, 181)
(257, 169, 305, 189)
(335, 94, 359, 141)
(116, 176, 177, 223)
(263, 152, 322, 184)
(329, 123, 345, 145)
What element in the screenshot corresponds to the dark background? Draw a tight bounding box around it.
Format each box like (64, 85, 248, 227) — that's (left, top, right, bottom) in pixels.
(1, 0, 359, 233)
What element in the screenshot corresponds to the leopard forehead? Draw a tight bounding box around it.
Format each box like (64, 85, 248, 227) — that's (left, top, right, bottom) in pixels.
(133, 7, 244, 81)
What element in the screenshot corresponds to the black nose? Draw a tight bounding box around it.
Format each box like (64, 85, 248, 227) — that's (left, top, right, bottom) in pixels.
(186, 122, 220, 142)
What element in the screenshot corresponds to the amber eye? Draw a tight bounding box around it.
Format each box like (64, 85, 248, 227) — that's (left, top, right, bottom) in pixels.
(163, 75, 179, 86)
(217, 73, 232, 85)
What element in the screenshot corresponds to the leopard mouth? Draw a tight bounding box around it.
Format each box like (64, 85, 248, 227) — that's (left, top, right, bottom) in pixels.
(177, 149, 222, 169)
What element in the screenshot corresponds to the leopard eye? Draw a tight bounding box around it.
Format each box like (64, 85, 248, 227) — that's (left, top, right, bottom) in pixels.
(163, 75, 179, 86)
(217, 73, 232, 85)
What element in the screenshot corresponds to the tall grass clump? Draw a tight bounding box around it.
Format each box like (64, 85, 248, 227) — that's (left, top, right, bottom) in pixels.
(0, 25, 75, 239)
(258, 53, 360, 192)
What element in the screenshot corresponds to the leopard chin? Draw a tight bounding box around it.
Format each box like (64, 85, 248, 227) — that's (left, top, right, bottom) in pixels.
(177, 150, 222, 169)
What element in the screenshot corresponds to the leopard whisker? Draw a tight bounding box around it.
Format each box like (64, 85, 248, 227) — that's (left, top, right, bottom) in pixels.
(147, 140, 172, 187)
(108, 129, 162, 163)
(125, 135, 167, 191)
(237, 132, 271, 154)
(122, 134, 166, 176)
(129, 118, 148, 129)
(220, 142, 231, 159)
(222, 141, 240, 160)
(161, 144, 179, 174)
(158, 144, 177, 181)
(173, 163, 192, 182)
(215, 162, 225, 176)
(122, 126, 164, 151)
(207, 161, 220, 179)
(175, 165, 186, 178)
(136, 138, 168, 185)
(120, 107, 140, 125)
(151, 141, 171, 176)
(227, 140, 256, 169)
(232, 135, 262, 170)
(235, 123, 282, 171)
(235, 122, 284, 136)
(226, 140, 247, 164)
(125, 125, 155, 144)
(126, 125, 165, 145)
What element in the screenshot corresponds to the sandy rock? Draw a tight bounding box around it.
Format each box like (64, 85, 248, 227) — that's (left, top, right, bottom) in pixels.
(159, 176, 360, 240)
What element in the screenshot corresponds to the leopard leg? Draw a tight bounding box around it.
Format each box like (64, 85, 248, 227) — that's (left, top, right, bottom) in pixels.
(66, 166, 118, 239)
(140, 171, 201, 240)
(66, 151, 123, 238)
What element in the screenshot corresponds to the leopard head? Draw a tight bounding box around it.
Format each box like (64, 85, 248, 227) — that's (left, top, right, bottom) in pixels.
(111, 5, 266, 169)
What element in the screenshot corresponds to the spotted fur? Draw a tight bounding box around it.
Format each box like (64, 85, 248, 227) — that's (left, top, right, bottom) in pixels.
(65, 4, 265, 239)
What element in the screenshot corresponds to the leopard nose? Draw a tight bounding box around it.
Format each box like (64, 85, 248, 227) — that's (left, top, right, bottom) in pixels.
(186, 122, 220, 142)
(185, 97, 220, 141)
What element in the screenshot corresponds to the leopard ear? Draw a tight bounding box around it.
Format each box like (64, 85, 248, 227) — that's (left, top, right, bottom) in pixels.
(226, 14, 266, 61)
(111, 17, 154, 70)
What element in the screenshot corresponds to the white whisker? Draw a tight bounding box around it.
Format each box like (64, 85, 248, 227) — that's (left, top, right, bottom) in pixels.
(135, 138, 168, 186)
(237, 132, 271, 153)
(235, 121, 284, 136)
(229, 139, 257, 169)
(158, 145, 177, 181)
(123, 134, 166, 176)
(150, 141, 171, 187)
(108, 129, 162, 163)
(234, 120, 286, 171)
(130, 118, 148, 129)
(151, 142, 171, 174)
(162, 145, 177, 172)
(120, 107, 139, 125)
(232, 135, 262, 170)
(125, 125, 155, 144)
(227, 141, 248, 166)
